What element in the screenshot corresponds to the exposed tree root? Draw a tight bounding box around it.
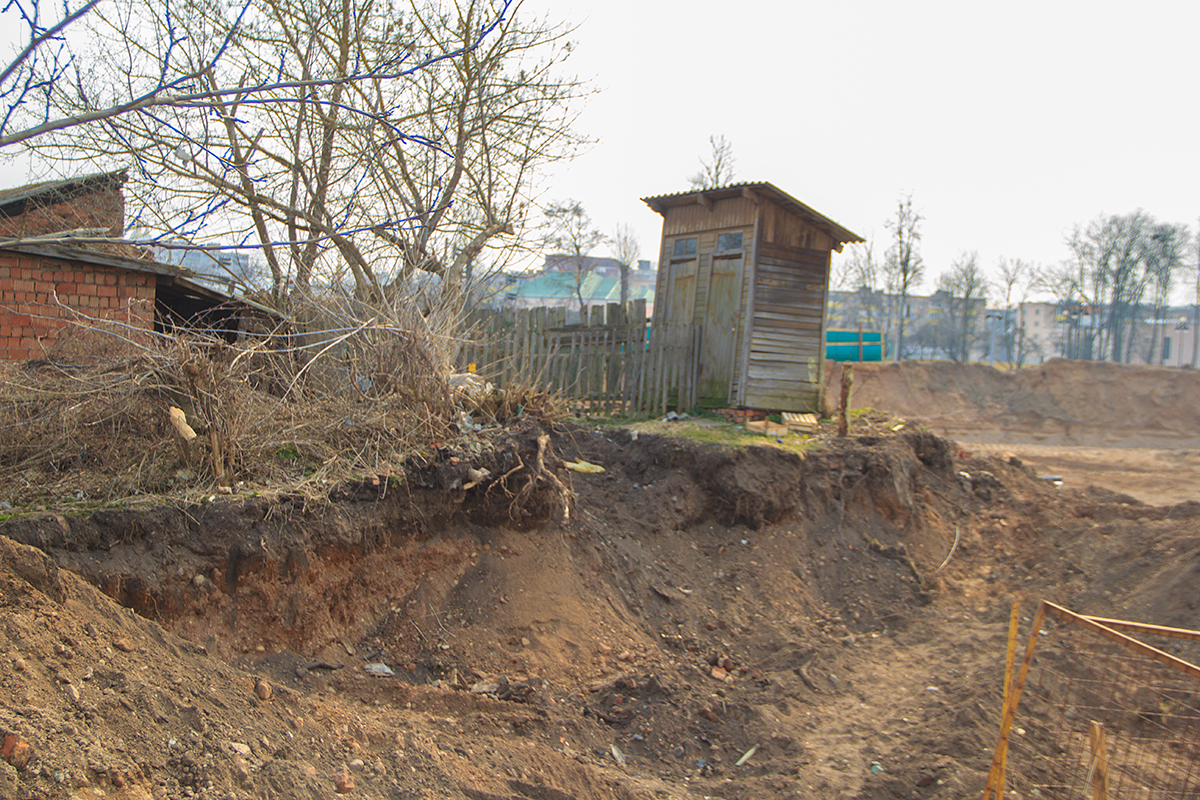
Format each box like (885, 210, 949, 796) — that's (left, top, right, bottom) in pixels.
(511, 433, 572, 525)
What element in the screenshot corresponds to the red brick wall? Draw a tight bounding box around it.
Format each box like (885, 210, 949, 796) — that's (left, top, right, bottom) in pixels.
(0, 252, 156, 361)
(0, 185, 125, 239)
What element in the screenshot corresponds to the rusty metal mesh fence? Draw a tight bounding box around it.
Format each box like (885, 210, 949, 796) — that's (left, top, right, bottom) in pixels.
(984, 603, 1200, 800)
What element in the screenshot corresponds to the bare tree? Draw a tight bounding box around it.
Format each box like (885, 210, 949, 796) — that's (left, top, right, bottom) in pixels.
(1144, 223, 1188, 365)
(609, 223, 639, 305)
(544, 199, 604, 313)
(884, 195, 924, 360)
(836, 240, 891, 335)
(1063, 211, 1153, 362)
(996, 257, 1035, 366)
(11, 0, 585, 309)
(1193, 219, 1199, 367)
(934, 251, 988, 362)
(3, 0, 228, 147)
(688, 134, 736, 190)
(359, 1, 587, 298)
(1037, 259, 1094, 360)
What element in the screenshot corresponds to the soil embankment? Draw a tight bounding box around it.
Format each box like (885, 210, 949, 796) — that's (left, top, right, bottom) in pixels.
(834, 358, 1200, 448)
(3, 421, 1200, 799)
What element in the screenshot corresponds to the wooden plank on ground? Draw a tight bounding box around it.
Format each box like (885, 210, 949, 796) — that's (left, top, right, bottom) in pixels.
(782, 412, 819, 433)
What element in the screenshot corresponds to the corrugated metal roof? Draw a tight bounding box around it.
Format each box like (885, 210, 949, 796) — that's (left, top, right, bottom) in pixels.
(641, 181, 863, 246)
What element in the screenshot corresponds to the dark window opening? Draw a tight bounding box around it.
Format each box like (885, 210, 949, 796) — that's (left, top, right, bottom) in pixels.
(716, 232, 743, 254)
(672, 237, 697, 258)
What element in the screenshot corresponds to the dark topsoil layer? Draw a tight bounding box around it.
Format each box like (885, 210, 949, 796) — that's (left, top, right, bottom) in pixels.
(2, 421, 1199, 799)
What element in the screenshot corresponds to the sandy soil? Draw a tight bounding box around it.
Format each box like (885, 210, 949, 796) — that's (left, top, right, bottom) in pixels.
(834, 359, 1200, 507)
(0, 360, 1198, 800)
(962, 441, 1200, 506)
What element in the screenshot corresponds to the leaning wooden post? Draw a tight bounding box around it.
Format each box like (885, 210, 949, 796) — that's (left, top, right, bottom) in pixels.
(837, 364, 853, 437)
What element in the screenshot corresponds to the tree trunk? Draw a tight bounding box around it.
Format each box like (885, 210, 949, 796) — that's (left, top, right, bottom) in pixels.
(837, 365, 853, 437)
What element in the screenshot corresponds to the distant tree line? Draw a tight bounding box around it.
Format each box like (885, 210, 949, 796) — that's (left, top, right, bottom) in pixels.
(836, 198, 1197, 366)
(1041, 212, 1193, 365)
(838, 196, 991, 363)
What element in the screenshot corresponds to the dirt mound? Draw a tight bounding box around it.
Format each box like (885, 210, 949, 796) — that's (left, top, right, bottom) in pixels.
(2, 422, 1200, 799)
(835, 359, 1200, 446)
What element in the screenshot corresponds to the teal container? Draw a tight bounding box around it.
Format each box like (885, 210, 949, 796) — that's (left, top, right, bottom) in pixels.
(825, 329, 884, 362)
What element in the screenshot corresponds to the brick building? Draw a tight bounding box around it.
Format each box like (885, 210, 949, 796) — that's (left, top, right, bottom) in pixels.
(0, 172, 261, 361)
(0, 170, 127, 240)
(1, 245, 170, 360)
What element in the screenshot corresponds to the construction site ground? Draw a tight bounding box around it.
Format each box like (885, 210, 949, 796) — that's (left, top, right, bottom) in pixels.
(2, 358, 1199, 800)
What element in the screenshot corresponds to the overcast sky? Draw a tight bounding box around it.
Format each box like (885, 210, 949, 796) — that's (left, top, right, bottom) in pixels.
(4, 1, 1198, 301)
(521, 0, 1200, 297)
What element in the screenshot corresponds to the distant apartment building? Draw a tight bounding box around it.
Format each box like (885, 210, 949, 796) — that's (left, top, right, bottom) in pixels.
(1132, 311, 1197, 367)
(1012, 301, 1062, 363)
(1009, 302, 1197, 366)
(150, 241, 254, 292)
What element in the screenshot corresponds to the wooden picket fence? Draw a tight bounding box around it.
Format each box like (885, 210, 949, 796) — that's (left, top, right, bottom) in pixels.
(454, 300, 698, 417)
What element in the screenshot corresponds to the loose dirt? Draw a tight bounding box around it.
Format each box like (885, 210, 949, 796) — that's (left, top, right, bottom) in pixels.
(837, 358, 1200, 505)
(2, 360, 1199, 800)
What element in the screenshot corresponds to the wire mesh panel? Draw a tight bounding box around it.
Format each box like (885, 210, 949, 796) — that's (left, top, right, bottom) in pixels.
(986, 603, 1200, 800)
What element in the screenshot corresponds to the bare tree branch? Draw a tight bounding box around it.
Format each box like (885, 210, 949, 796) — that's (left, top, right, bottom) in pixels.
(609, 223, 639, 305)
(884, 195, 923, 360)
(688, 134, 736, 190)
(8, 0, 586, 311)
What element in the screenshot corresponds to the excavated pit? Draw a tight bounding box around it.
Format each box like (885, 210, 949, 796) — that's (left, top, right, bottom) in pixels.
(4, 427, 968, 660)
(3, 421, 1200, 800)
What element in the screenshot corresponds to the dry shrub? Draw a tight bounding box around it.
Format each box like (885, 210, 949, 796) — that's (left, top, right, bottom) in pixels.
(0, 288, 492, 509)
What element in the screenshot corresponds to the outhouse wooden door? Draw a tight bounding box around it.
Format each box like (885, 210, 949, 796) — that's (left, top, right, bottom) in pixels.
(696, 247, 744, 407)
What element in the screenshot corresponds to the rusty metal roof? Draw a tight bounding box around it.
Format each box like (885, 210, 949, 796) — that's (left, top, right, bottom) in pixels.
(641, 181, 863, 246)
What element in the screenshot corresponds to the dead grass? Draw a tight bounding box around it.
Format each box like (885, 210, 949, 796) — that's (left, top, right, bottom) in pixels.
(0, 292, 567, 514)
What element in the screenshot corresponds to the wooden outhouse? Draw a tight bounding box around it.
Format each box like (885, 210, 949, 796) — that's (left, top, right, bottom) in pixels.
(643, 182, 862, 412)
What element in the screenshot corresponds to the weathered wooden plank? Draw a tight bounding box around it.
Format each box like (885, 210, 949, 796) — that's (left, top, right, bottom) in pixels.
(754, 302, 825, 317)
(590, 305, 604, 414)
(755, 266, 823, 280)
(753, 318, 823, 333)
(748, 350, 822, 364)
(758, 241, 829, 262)
(653, 323, 666, 414)
(745, 374, 819, 389)
(746, 363, 818, 379)
(515, 310, 528, 383)
(660, 200, 757, 236)
(755, 279, 825, 294)
(754, 291, 824, 304)
(754, 312, 823, 325)
(747, 352, 819, 365)
(757, 256, 826, 271)
(753, 276, 823, 289)
(750, 329, 810, 343)
(743, 386, 820, 413)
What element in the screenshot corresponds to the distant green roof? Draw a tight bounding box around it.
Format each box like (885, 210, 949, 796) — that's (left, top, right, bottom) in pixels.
(517, 272, 654, 304)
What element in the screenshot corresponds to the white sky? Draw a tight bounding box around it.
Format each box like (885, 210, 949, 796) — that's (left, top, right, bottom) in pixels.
(521, 0, 1200, 298)
(4, 1, 1198, 301)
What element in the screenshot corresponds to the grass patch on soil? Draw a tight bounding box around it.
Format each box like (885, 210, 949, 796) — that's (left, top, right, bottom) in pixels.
(588, 407, 912, 455)
(589, 413, 821, 456)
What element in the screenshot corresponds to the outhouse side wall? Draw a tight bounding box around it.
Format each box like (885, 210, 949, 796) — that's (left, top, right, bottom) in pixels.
(738, 205, 833, 411)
